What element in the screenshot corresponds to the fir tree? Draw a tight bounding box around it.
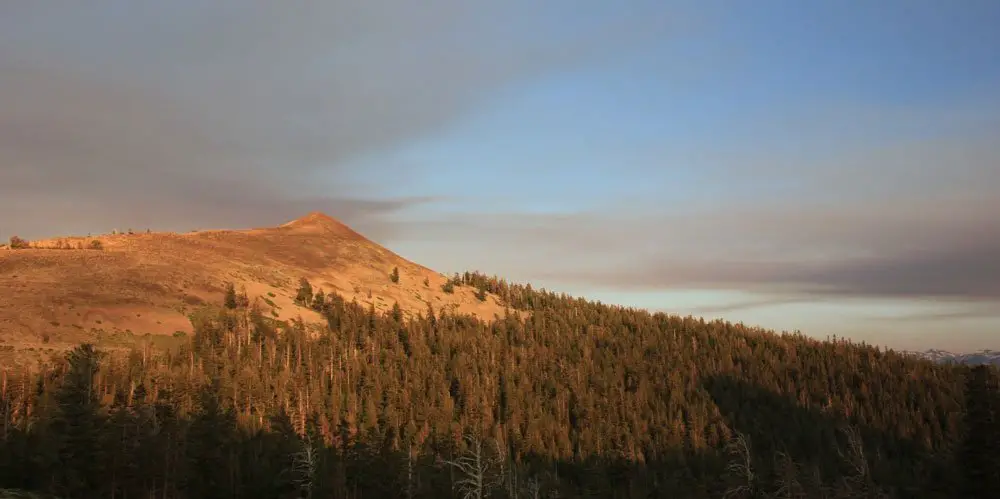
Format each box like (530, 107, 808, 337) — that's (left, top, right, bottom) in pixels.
(312, 288, 326, 312)
(295, 278, 313, 306)
(51, 344, 106, 498)
(959, 365, 1000, 498)
(223, 282, 238, 310)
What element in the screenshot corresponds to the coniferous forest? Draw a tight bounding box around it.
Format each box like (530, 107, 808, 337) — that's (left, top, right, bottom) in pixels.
(1, 273, 998, 498)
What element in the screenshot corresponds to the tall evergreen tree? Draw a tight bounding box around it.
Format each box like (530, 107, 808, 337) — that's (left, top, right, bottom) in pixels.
(185, 382, 237, 499)
(958, 365, 1000, 498)
(295, 278, 314, 306)
(224, 282, 238, 310)
(50, 344, 106, 498)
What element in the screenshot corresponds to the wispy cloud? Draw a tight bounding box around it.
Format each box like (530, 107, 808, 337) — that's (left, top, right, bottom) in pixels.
(684, 296, 818, 316)
(392, 118, 1000, 303)
(864, 302, 1000, 323)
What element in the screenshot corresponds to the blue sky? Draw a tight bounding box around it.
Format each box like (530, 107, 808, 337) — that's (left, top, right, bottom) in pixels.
(1, 1, 998, 351)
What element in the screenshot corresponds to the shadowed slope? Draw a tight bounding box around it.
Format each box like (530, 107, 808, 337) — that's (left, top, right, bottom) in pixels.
(0, 213, 504, 357)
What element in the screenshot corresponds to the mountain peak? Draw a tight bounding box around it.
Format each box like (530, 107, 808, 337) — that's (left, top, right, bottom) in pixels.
(286, 211, 339, 226)
(278, 211, 361, 238)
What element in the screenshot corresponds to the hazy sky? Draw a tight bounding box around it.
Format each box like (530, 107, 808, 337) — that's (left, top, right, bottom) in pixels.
(2, 1, 998, 352)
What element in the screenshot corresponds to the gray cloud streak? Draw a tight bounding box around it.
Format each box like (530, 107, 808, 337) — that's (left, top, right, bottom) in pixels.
(397, 111, 1000, 302)
(0, 1, 680, 239)
(684, 297, 818, 316)
(395, 180, 1000, 301)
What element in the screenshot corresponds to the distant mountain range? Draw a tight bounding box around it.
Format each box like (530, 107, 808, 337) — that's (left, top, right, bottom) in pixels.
(904, 349, 1000, 367)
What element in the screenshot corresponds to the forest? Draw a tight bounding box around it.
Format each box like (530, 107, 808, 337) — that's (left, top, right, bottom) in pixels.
(1, 272, 998, 498)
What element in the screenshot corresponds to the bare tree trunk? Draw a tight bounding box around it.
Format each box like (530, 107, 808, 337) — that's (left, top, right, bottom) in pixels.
(723, 431, 758, 499)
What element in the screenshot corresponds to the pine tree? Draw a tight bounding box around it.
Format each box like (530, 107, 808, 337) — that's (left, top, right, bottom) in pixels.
(51, 344, 106, 498)
(237, 285, 251, 308)
(295, 278, 314, 306)
(312, 288, 326, 312)
(959, 365, 1000, 498)
(185, 382, 237, 499)
(390, 267, 400, 284)
(224, 282, 238, 310)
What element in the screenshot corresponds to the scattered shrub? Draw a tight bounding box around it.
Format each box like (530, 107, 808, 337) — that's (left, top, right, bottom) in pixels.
(442, 281, 455, 294)
(88, 240, 103, 250)
(9, 236, 29, 249)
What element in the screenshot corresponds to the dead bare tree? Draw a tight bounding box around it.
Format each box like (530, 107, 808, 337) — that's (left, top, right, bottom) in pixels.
(771, 451, 807, 499)
(291, 434, 318, 499)
(834, 425, 888, 499)
(723, 431, 760, 499)
(405, 444, 417, 499)
(521, 474, 542, 499)
(445, 434, 503, 499)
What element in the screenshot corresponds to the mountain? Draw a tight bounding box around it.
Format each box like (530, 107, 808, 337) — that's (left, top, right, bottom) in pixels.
(0, 263, 985, 497)
(2, 214, 996, 497)
(0, 212, 504, 358)
(906, 348, 1000, 367)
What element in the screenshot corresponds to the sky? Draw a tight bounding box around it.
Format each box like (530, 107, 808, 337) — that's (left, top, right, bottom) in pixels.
(1, 1, 998, 352)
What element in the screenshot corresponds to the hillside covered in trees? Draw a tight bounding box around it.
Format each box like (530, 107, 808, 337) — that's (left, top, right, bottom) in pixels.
(1, 273, 998, 498)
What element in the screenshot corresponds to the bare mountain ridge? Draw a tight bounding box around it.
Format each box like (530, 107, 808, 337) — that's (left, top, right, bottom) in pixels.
(0, 212, 505, 355)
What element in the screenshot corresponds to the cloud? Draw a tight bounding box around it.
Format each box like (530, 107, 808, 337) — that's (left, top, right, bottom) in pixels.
(391, 126, 1000, 302)
(865, 303, 1000, 323)
(684, 297, 817, 316)
(504, 193, 1000, 301)
(0, 1, 679, 239)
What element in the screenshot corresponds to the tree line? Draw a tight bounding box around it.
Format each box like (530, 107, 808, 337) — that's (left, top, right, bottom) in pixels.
(1, 272, 998, 498)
